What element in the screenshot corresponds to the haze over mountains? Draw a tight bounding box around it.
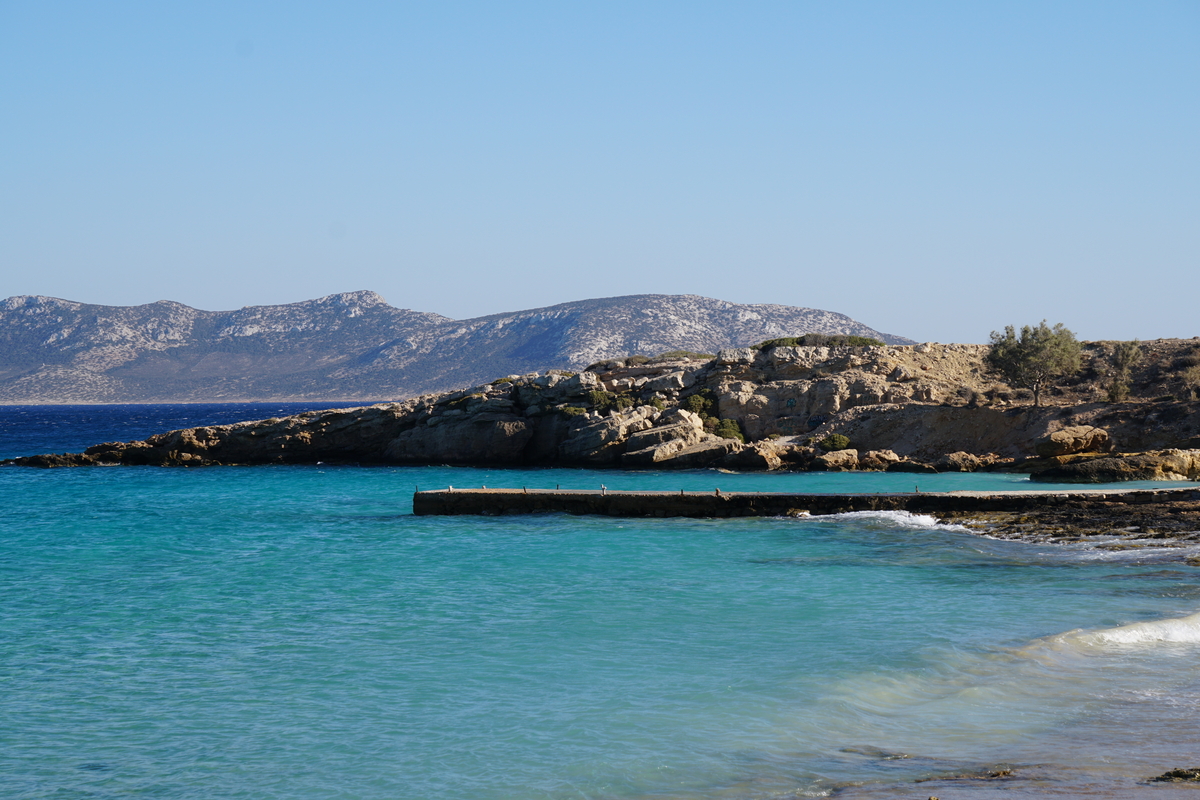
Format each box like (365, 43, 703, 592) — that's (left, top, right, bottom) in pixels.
(0, 292, 911, 403)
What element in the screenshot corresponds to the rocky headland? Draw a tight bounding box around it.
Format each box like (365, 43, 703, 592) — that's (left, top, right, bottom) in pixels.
(9, 339, 1200, 486)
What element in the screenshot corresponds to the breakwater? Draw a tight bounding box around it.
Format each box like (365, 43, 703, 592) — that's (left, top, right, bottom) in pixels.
(412, 486, 1200, 518)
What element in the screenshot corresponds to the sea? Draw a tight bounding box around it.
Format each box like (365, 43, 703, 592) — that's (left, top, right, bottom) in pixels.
(3, 403, 1200, 799)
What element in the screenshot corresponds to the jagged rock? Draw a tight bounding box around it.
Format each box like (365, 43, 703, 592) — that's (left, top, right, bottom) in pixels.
(556, 408, 656, 464)
(643, 370, 696, 392)
(1150, 769, 1200, 783)
(1030, 449, 1200, 483)
(811, 449, 859, 471)
(1034, 425, 1111, 457)
(721, 441, 783, 471)
(887, 459, 938, 474)
(776, 445, 817, 469)
(624, 422, 701, 451)
(936, 451, 982, 472)
(859, 449, 901, 471)
(654, 438, 744, 468)
(621, 417, 707, 465)
(716, 348, 755, 365)
(622, 440, 686, 465)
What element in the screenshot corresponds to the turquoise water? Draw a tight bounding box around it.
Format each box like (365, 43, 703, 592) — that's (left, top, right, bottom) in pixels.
(3, 407, 1200, 798)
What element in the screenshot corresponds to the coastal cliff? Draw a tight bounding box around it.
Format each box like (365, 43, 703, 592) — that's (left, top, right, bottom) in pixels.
(9, 340, 1200, 481)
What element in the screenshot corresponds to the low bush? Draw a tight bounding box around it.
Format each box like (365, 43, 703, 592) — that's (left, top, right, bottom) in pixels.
(753, 334, 884, 350)
(587, 390, 615, 409)
(587, 390, 635, 412)
(1174, 354, 1200, 370)
(651, 349, 715, 362)
(715, 419, 745, 442)
(559, 406, 588, 417)
(684, 388, 717, 417)
(817, 433, 851, 452)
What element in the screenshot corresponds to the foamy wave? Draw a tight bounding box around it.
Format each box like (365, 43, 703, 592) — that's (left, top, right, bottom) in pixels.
(1061, 611, 1200, 647)
(820, 510, 969, 532)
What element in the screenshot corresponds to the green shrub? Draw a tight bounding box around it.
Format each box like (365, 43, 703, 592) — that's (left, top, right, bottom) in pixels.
(652, 349, 715, 362)
(587, 390, 635, 412)
(685, 394, 709, 415)
(626, 354, 650, 365)
(587, 390, 615, 409)
(817, 433, 851, 452)
(753, 334, 884, 350)
(714, 418, 745, 442)
(650, 397, 666, 411)
(492, 376, 513, 385)
(684, 388, 717, 417)
(1182, 365, 1200, 400)
(1106, 340, 1141, 402)
(559, 406, 588, 417)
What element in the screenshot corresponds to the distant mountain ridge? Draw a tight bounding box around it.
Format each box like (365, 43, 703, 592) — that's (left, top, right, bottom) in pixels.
(0, 292, 912, 403)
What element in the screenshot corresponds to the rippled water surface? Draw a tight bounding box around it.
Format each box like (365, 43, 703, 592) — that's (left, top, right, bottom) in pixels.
(3, 405, 1200, 798)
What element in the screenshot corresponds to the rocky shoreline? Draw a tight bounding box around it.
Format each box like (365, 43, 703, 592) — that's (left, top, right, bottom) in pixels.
(6, 343, 1199, 480)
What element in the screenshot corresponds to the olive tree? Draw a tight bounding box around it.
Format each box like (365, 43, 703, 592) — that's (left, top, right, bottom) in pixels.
(986, 321, 1082, 407)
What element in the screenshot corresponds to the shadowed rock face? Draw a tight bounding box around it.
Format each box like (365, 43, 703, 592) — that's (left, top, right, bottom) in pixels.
(0, 292, 910, 403)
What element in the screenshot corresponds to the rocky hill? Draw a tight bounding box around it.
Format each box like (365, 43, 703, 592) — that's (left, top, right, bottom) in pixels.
(0, 292, 910, 403)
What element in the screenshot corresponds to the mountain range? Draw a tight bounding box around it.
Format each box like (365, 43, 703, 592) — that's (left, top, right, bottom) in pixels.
(0, 292, 911, 403)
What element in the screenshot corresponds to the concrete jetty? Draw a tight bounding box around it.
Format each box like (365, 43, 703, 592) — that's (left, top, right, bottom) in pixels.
(412, 486, 1200, 518)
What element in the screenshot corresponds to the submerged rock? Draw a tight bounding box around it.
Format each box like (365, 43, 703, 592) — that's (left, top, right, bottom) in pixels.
(1150, 768, 1200, 783)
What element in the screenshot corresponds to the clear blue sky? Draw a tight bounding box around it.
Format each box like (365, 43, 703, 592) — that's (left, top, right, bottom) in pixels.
(2, 2, 1196, 343)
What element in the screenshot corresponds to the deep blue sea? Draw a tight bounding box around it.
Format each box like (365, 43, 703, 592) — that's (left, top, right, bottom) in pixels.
(3, 404, 1200, 799)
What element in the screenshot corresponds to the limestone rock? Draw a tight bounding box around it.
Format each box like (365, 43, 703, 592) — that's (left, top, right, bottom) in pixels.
(859, 449, 901, 471)
(936, 451, 982, 472)
(716, 348, 755, 365)
(1034, 425, 1111, 457)
(654, 438, 744, 469)
(722, 442, 783, 471)
(621, 419, 707, 465)
(556, 408, 655, 464)
(811, 448, 859, 471)
(886, 459, 938, 474)
(1030, 449, 1200, 483)
(643, 370, 696, 393)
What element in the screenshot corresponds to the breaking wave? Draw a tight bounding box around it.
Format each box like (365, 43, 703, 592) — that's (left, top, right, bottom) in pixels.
(816, 509, 969, 532)
(1055, 610, 1200, 648)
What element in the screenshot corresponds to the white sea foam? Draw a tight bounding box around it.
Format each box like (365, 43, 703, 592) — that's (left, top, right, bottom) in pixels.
(819, 510, 969, 532)
(1059, 610, 1200, 648)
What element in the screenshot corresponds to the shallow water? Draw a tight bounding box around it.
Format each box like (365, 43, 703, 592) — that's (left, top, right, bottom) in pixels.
(2, 405, 1199, 798)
